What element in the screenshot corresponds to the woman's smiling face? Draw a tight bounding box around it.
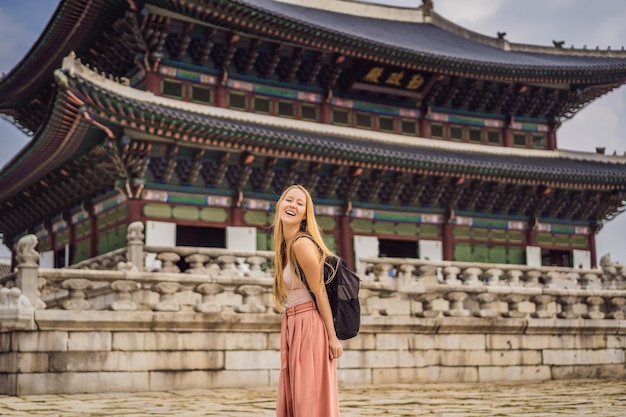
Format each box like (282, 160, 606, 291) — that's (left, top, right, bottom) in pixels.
(279, 187, 307, 227)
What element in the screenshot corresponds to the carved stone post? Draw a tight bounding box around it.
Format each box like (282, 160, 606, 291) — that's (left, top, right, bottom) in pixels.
(126, 221, 145, 271)
(246, 255, 268, 278)
(157, 252, 181, 273)
(506, 269, 524, 287)
(185, 254, 209, 274)
(473, 292, 499, 317)
(463, 267, 483, 286)
(416, 292, 440, 318)
(443, 291, 470, 317)
(556, 295, 580, 319)
(605, 296, 626, 319)
(194, 283, 224, 313)
(501, 293, 529, 318)
(234, 284, 266, 313)
(61, 278, 94, 310)
(0, 287, 35, 330)
(485, 268, 503, 286)
(583, 296, 605, 319)
(442, 266, 461, 286)
(525, 270, 543, 287)
(151, 282, 182, 311)
(109, 280, 141, 311)
(530, 294, 555, 318)
(15, 234, 45, 309)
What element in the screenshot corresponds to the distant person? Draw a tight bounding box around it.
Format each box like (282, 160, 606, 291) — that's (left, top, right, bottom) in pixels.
(272, 185, 342, 417)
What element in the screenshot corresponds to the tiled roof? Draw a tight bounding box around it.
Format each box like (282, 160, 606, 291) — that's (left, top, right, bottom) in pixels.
(233, 0, 626, 74)
(55, 61, 626, 190)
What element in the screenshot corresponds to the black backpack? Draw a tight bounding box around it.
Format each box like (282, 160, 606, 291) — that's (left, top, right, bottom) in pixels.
(295, 235, 361, 340)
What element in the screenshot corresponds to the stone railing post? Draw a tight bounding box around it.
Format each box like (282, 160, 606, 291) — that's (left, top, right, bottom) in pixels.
(126, 221, 145, 271)
(15, 234, 45, 309)
(443, 291, 470, 317)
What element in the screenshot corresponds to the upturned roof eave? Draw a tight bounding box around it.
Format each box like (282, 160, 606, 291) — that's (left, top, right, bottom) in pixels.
(0, 0, 125, 108)
(189, 0, 626, 84)
(41, 56, 626, 191)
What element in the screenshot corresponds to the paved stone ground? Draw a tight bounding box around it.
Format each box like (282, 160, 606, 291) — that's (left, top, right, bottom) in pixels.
(0, 379, 625, 416)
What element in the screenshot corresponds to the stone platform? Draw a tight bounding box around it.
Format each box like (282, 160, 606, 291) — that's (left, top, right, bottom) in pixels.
(1, 379, 625, 416)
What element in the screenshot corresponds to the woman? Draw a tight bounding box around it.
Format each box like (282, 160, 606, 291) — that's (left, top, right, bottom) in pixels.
(273, 184, 343, 417)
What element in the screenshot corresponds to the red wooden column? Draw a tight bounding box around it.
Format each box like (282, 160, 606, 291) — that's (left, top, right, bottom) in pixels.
(89, 205, 98, 258)
(589, 225, 598, 268)
(126, 200, 143, 224)
(526, 218, 537, 247)
(338, 205, 353, 267)
(547, 122, 557, 150)
(145, 71, 160, 94)
(442, 212, 454, 261)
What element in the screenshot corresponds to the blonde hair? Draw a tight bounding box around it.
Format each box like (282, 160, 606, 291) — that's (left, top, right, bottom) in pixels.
(272, 184, 334, 310)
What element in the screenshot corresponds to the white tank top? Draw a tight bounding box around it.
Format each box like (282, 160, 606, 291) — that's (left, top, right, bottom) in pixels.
(284, 263, 314, 308)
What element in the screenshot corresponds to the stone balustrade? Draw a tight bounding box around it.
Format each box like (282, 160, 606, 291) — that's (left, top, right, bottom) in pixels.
(3, 222, 626, 395)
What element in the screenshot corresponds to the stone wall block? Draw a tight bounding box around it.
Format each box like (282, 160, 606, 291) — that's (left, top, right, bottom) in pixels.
(337, 368, 372, 385)
(113, 332, 227, 351)
(375, 333, 411, 350)
(543, 349, 624, 365)
(439, 350, 542, 367)
(551, 364, 626, 380)
(225, 350, 279, 370)
(50, 351, 224, 372)
(436, 334, 486, 350)
(224, 332, 268, 350)
(0, 352, 49, 372)
(478, 365, 551, 382)
(17, 371, 150, 395)
(68, 332, 112, 351)
(12, 331, 68, 352)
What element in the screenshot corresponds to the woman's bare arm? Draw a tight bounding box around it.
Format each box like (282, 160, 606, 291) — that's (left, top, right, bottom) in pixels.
(293, 238, 343, 359)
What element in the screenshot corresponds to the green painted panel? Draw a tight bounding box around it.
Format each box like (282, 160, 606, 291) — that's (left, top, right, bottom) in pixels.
(454, 243, 472, 262)
(168, 193, 209, 205)
(507, 247, 525, 264)
(351, 219, 373, 233)
(472, 228, 489, 240)
(253, 84, 298, 99)
(551, 224, 576, 234)
(257, 230, 271, 251)
(448, 115, 485, 126)
(490, 230, 507, 241)
(473, 245, 489, 262)
(173, 206, 200, 221)
(74, 239, 91, 263)
(144, 204, 172, 219)
(571, 235, 588, 248)
(322, 235, 336, 252)
(374, 221, 395, 234)
(199, 207, 228, 222)
(453, 226, 471, 238)
(553, 234, 570, 245)
(244, 211, 269, 226)
(56, 230, 69, 246)
(317, 216, 337, 230)
(353, 101, 399, 115)
(507, 230, 524, 243)
(396, 222, 418, 236)
(473, 218, 508, 229)
(536, 233, 552, 244)
(114, 206, 128, 221)
(38, 238, 51, 252)
(419, 224, 441, 238)
(374, 211, 421, 222)
(489, 246, 506, 264)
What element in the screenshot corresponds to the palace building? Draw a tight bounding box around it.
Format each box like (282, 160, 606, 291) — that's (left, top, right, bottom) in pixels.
(1, 0, 626, 270)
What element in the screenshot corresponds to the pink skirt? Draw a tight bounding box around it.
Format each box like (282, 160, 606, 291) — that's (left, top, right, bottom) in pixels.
(276, 301, 340, 417)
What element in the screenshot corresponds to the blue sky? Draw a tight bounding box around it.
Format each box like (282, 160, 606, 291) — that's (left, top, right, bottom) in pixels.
(1, 0, 626, 264)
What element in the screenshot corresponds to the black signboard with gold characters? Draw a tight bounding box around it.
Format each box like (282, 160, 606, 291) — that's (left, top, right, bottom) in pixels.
(359, 66, 427, 91)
